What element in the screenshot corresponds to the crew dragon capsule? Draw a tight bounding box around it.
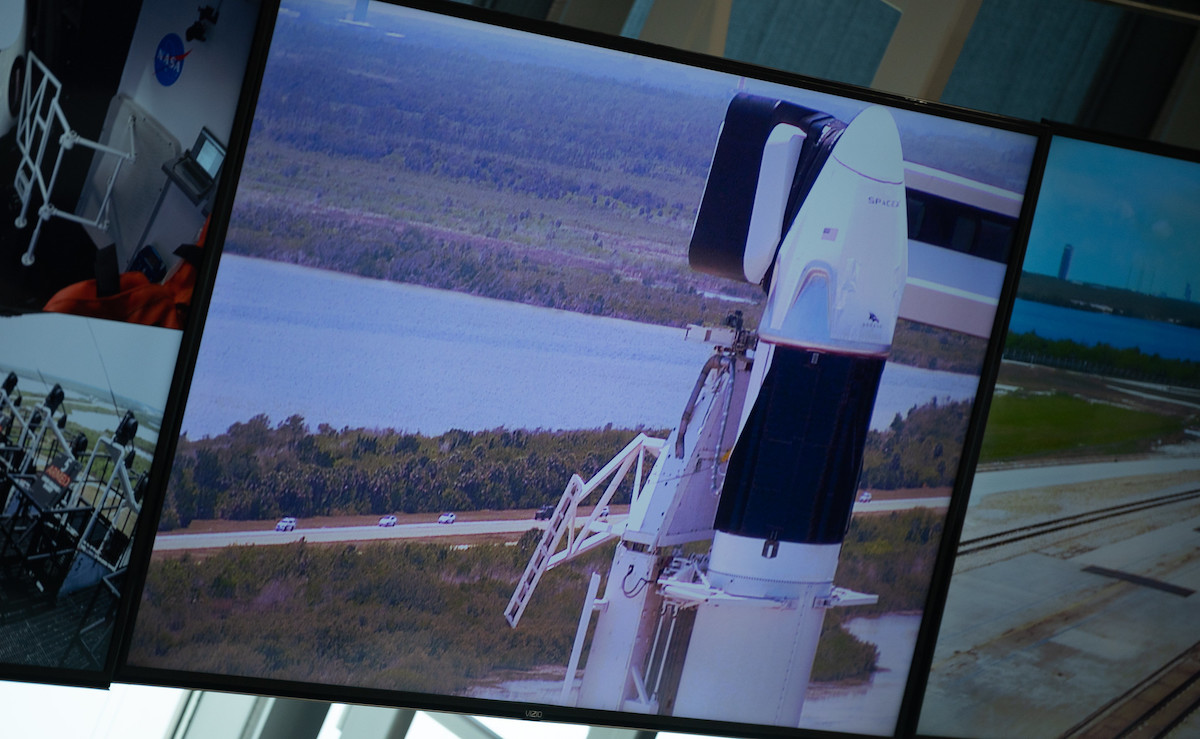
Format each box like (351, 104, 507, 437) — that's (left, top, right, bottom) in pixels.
(673, 95, 908, 725)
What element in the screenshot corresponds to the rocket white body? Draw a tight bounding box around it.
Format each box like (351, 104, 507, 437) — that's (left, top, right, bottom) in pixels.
(670, 104, 907, 726)
(516, 97, 908, 728)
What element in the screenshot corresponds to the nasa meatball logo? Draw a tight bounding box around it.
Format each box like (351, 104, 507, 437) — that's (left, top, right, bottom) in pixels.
(154, 33, 190, 86)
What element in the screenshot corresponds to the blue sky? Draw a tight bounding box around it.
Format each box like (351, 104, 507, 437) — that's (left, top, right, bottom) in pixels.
(1023, 136, 1200, 299)
(0, 314, 178, 411)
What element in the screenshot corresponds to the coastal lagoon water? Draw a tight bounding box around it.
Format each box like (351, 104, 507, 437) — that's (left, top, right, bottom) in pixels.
(465, 611, 919, 735)
(801, 613, 922, 736)
(181, 256, 983, 439)
(1008, 298, 1200, 362)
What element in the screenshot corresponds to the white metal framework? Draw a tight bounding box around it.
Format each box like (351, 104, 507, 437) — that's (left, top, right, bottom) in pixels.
(0, 375, 142, 605)
(504, 433, 665, 628)
(12, 52, 135, 266)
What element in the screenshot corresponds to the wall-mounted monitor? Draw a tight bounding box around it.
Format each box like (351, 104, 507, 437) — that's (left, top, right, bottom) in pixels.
(917, 130, 1200, 738)
(0, 0, 267, 686)
(118, 1, 1043, 736)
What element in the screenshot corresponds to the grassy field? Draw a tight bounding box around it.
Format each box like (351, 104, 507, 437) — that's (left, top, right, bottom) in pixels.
(979, 392, 1185, 461)
(977, 363, 1195, 464)
(131, 509, 943, 692)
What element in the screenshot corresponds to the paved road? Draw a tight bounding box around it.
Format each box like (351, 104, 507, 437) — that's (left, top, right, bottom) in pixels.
(856, 496, 950, 512)
(154, 517, 606, 550)
(154, 519, 551, 550)
(155, 497, 947, 551)
(922, 507, 1200, 737)
(161, 455, 1200, 553)
(921, 449, 1200, 738)
(156, 456, 1200, 553)
(969, 455, 1200, 498)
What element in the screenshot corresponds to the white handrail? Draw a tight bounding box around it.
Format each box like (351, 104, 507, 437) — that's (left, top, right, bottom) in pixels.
(13, 52, 135, 266)
(503, 433, 665, 628)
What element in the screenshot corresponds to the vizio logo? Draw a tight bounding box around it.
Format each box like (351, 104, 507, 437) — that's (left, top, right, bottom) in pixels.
(154, 33, 190, 86)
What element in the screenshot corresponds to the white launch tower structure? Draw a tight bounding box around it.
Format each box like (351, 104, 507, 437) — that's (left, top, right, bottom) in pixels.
(504, 94, 1009, 728)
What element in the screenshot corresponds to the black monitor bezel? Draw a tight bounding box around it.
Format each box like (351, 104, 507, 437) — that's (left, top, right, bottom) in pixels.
(191, 127, 227, 180)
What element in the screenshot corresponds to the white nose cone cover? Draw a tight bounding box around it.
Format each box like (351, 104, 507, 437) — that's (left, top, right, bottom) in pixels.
(760, 105, 908, 356)
(832, 105, 905, 186)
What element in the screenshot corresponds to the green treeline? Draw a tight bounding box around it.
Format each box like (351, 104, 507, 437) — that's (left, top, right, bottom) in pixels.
(812, 618, 879, 682)
(860, 400, 971, 490)
(1017, 272, 1200, 330)
(160, 401, 966, 531)
(160, 416, 656, 531)
(132, 510, 943, 689)
(1004, 331, 1200, 387)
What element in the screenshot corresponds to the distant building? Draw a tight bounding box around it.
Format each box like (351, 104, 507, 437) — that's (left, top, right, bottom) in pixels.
(1057, 244, 1073, 281)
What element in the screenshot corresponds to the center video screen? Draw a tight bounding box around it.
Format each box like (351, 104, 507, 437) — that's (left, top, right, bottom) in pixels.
(121, 1, 1041, 735)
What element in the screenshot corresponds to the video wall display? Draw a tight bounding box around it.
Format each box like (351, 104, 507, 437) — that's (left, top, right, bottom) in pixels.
(0, 0, 264, 681)
(918, 134, 1200, 738)
(119, 1, 1041, 736)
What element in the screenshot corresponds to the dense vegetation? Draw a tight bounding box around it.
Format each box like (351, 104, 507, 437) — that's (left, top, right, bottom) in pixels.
(158, 400, 968, 531)
(133, 509, 943, 690)
(132, 534, 596, 695)
(890, 320, 988, 375)
(159, 418, 655, 530)
(229, 194, 761, 329)
(860, 400, 971, 491)
(222, 3, 1015, 360)
(224, 4, 762, 329)
(812, 617, 879, 683)
(1003, 331, 1200, 387)
(835, 508, 944, 615)
(811, 508, 945, 681)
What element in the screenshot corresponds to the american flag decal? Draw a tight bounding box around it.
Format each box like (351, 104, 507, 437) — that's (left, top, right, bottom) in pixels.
(821, 227, 838, 241)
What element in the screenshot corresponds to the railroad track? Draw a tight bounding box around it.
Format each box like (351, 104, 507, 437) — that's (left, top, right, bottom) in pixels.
(1064, 642, 1200, 738)
(956, 488, 1200, 557)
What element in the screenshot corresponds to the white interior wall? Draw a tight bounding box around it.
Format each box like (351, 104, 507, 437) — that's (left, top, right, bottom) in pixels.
(0, 0, 26, 137)
(84, 0, 261, 268)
